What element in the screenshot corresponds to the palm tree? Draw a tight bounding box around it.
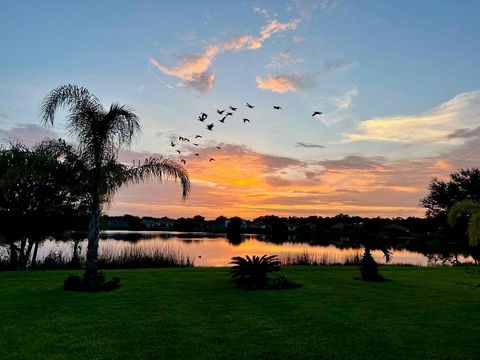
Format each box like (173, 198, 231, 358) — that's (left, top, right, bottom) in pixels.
(448, 200, 480, 246)
(40, 85, 190, 288)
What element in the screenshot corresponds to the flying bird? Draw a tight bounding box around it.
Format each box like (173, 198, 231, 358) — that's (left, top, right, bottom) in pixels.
(206, 123, 214, 131)
(176, 150, 181, 154)
(170, 141, 175, 147)
(209, 158, 215, 162)
(194, 153, 199, 156)
(229, 106, 237, 111)
(273, 106, 282, 110)
(219, 117, 226, 123)
(312, 111, 323, 117)
(246, 103, 254, 108)
(216, 146, 222, 149)
(198, 113, 208, 122)
(179, 136, 184, 141)
(195, 135, 203, 139)
(193, 143, 199, 146)
(217, 109, 225, 115)
(226, 112, 233, 117)
(180, 159, 186, 164)
(243, 118, 250, 123)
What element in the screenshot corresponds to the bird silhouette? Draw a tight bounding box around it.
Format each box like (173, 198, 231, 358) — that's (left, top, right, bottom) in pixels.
(209, 158, 215, 162)
(193, 143, 199, 146)
(312, 111, 323, 117)
(226, 112, 233, 116)
(180, 159, 186, 164)
(229, 106, 237, 111)
(246, 103, 254, 108)
(216, 146, 222, 149)
(195, 135, 203, 139)
(178, 136, 185, 141)
(170, 141, 175, 147)
(207, 123, 214, 131)
(176, 150, 181, 154)
(198, 113, 208, 122)
(217, 109, 225, 115)
(273, 106, 282, 110)
(219, 117, 226, 123)
(194, 153, 199, 156)
(243, 118, 250, 123)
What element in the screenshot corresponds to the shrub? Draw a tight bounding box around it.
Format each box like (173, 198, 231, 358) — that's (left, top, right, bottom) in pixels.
(230, 255, 280, 289)
(359, 250, 384, 281)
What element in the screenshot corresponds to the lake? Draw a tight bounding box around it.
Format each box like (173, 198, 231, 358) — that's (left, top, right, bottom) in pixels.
(32, 230, 473, 266)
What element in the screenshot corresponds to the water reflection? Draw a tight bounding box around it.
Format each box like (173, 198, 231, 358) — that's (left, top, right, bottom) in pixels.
(29, 230, 476, 267)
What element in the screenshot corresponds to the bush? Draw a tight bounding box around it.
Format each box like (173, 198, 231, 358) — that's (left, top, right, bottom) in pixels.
(359, 250, 384, 281)
(230, 254, 301, 290)
(64, 271, 121, 292)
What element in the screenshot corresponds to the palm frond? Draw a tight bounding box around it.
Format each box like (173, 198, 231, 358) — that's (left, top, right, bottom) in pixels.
(467, 212, 480, 246)
(40, 84, 102, 125)
(124, 157, 190, 200)
(447, 200, 480, 226)
(105, 103, 141, 148)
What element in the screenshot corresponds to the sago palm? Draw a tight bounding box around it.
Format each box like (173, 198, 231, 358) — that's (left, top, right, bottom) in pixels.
(448, 199, 480, 246)
(40, 85, 190, 288)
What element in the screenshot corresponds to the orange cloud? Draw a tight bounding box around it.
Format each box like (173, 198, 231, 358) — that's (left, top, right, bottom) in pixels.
(109, 144, 474, 219)
(256, 74, 313, 93)
(149, 19, 300, 91)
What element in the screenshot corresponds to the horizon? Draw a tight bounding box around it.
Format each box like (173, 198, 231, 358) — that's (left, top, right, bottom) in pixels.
(2, 0, 480, 219)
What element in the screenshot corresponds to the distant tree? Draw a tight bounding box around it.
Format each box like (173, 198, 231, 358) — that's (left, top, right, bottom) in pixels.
(421, 169, 480, 220)
(0, 140, 89, 270)
(40, 84, 190, 289)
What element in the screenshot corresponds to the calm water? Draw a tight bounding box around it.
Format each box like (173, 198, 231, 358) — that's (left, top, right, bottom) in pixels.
(32, 230, 473, 266)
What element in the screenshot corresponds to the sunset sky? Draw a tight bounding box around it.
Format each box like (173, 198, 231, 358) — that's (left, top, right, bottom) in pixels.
(1, 0, 480, 219)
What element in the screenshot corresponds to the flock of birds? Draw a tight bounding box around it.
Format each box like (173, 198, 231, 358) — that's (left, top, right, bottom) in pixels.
(167, 103, 323, 165)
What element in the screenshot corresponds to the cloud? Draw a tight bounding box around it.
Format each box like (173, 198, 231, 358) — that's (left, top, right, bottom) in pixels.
(295, 142, 325, 148)
(445, 126, 480, 140)
(256, 73, 315, 93)
(318, 155, 387, 170)
(344, 90, 480, 144)
(292, 35, 306, 43)
(252, 6, 269, 17)
(0, 113, 8, 119)
(324, 59, 355, 73)
(331, 86, 358, 111)
(266, 49, 304, 69)
(149, 19, 300, 92)
(0, 124, 59, 147)
(149, 46, 219, 83)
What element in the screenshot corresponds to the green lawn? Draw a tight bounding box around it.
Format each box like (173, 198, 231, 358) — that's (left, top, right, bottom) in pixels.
(0, 267, 479, 359)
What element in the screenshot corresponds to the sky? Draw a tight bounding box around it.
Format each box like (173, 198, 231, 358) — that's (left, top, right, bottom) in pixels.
(1, 0, 480, 219)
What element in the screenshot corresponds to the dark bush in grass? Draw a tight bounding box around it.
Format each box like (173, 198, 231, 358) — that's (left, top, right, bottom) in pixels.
(64, 272, 120, 292)
(359, 250, 384, 281)
(230, 255, 298, 290)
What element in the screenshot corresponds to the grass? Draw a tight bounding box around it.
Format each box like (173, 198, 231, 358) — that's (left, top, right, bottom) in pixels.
(0, 267, 479, 359)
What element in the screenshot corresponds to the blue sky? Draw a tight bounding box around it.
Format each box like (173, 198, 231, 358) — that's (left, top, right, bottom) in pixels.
(1, 0, 480, 218)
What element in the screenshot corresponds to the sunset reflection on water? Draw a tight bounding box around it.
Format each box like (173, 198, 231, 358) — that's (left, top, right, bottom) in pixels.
(31, 231, 459, 267)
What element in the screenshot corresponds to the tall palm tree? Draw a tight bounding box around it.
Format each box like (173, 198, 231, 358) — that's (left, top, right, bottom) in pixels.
(40, 85, 190, 288)
(448, 200, 480, 246)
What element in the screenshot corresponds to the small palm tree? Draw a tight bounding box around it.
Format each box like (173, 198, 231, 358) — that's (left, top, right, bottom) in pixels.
(40, 85, 190, 289)
(230, 255, 280, 289)
(448, 200, 480, 246)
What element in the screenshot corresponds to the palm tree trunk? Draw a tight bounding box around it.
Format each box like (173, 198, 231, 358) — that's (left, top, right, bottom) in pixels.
(31, 241, 39, 268)
(85, 202, 101, 289)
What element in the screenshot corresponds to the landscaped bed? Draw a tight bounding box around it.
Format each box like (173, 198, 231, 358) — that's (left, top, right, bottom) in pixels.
(0, 266, 479, 359)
